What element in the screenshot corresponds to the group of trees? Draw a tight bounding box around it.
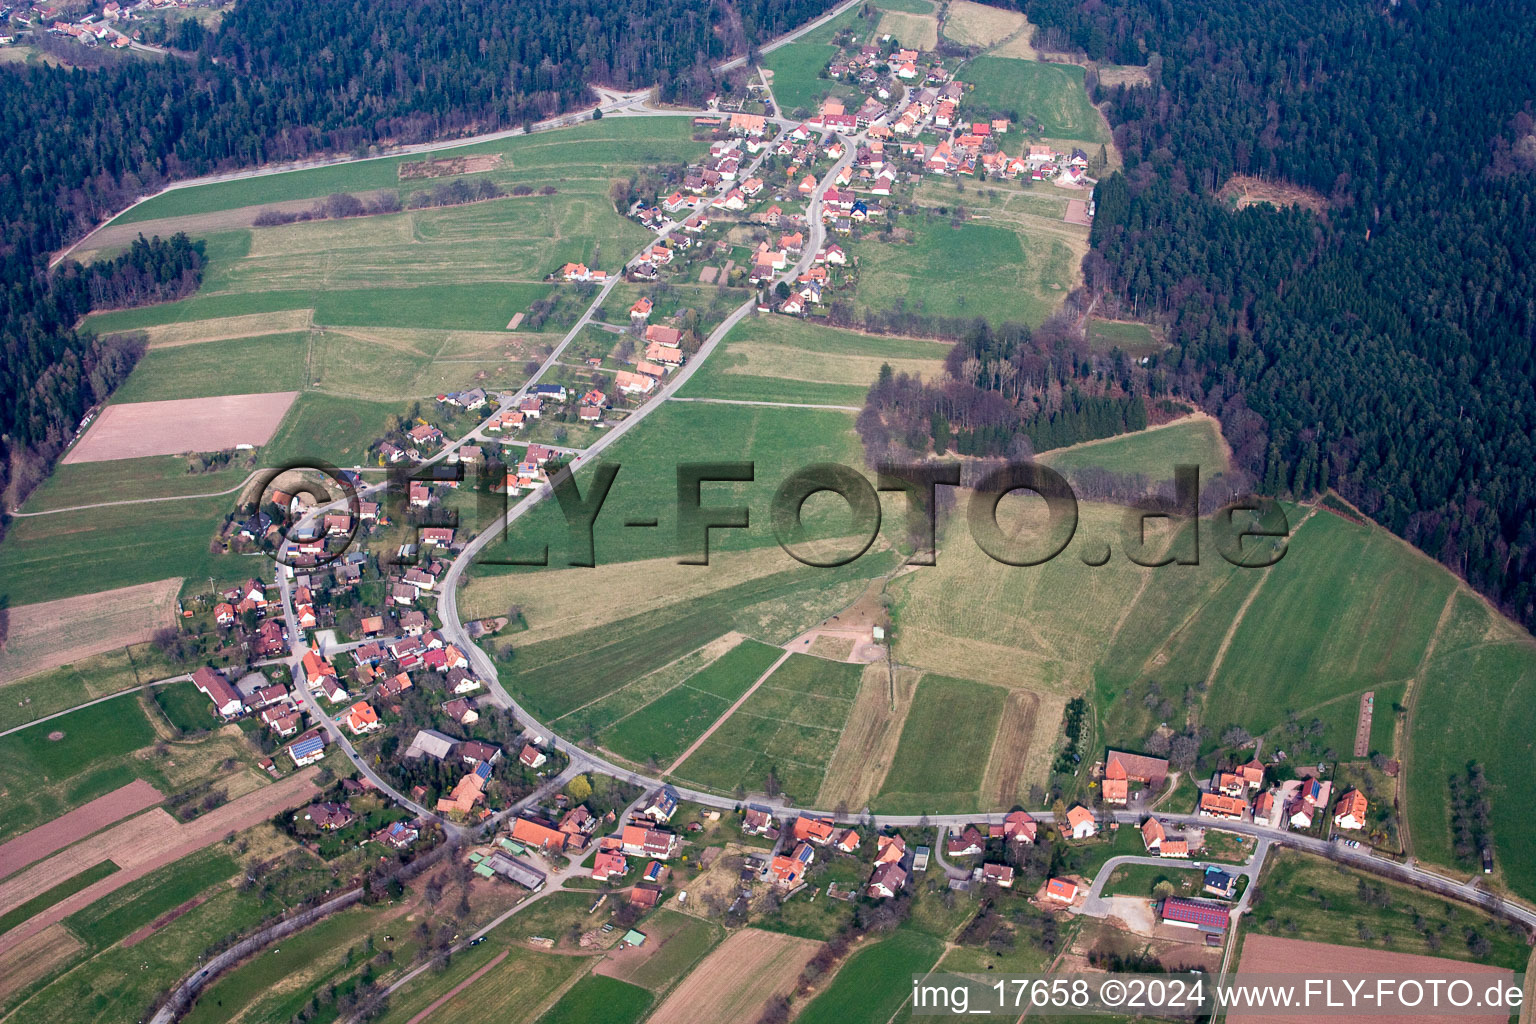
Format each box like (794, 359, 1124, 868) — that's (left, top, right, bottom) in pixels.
(857, 316, 1155, 464)
(1022, 0, 1536, 631)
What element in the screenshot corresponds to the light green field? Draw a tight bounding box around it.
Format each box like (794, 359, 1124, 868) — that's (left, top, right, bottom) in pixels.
(1204, 511, 1454, 742)
(0, 493, 244, 606)
(536, 974, 652, 1024)
(873, 674, 1006, 813)
(494, 554, 891, 728)
(670, 653, 865, 803)
(1045, 417, 1230, 482)
(19, 454, 252, 512)
(597, 638, 785, 768)
(794, 929, 945, 1024)
(114, 118, 707, 224)
(760, 4, 868, 114)
(1406, 592, 1536, 896)
(848, 216, 1081, 327)
(473, 400, 868, 568)
(0, 646, 179, 733)
(108, 332, 309, 403)
(1088, 318, 1163, 358)
(676, 315, 950, 407)
(961, 57, 1109, 141)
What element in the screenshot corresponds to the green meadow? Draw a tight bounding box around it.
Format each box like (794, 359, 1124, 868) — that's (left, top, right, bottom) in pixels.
(961, 57, 1109, 142)
(847, 216, 1081, 327)
(1045, 416, 1230, 482)
(597, 638, 785, 767)
(873, 674, 1006, 813)
(670, 653, 864, 803)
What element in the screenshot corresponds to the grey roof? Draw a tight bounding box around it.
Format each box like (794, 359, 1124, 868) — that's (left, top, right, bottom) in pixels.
(405, 728, 457, 761)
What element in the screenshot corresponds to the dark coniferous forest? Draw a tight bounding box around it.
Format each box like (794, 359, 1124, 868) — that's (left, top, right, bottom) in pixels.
(1025, 0, 1536, 630)
(0, 0, 834, 502)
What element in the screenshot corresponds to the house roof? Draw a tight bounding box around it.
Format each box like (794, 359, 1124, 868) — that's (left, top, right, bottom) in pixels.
(1066, 805, 1095, 828)
(1334, 789, 1368, 821)
(1160, 896, 1230, 930)
(1045, 877, 1077, 900)
(1105, 750, 1169, 786)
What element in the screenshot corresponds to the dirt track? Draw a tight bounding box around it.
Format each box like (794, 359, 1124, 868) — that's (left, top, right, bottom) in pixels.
(0, 579, 182, 684)
(0, 779, 163, 880)
(0, 768, 320, 957)
(64, 392, 299, 463)
(405, 948, 509, 1024)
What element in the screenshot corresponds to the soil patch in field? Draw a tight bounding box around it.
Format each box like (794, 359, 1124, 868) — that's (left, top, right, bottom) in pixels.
(1230, 935, 1514, 1024)
(399, 154, 504, 180)
(817, 664, 920, 811)
(0, 578, 182, 684)
(1217, 175, 1329, 214)
(1095, 63, 1153, 88)
(1064, 199, 1091, 225)
(63, 392, 299, 463)
(0, 778, 164, 881)
(981, 688, 1042, 808)
(647, 928, 819, 1024)
(121, 893, 209, 947)
(944, 0, 1029, 49)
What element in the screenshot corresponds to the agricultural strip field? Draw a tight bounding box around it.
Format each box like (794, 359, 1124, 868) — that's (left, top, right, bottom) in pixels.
(0, 770, 320, 957)
(596, 638, 786, 768)
(0, 863, 120, 937)
(64, 847, 241, 949)
(669, 654, 864, 804)
(0, 646, 184, 734)
(646, 928, 820, 1024)
(0, 579, 181, 684)
(1230, 936, 1515, 1024)
(494, 554, 888, 728)
(63, 393, 298, 463)
(674, 315, 950, 407)
(960, 57, 1109, 142)
(0, 699, 160, 844)
(108, 332, 309, 404)
(19, 454, 254, 512)
(846, 215, 1083, 328)
(793, 929, 944, 1024)
(1043, 415, 1231, 481)
(817, 665, 920, 811)
(0, 780, 163, 881)
(872, 674, 1005, 814)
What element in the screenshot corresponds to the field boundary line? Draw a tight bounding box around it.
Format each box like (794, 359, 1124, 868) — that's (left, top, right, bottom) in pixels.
(11, 470, 262, 517)
(1397, 586, 1459, 864)
(1199, 504, 1320, 700)
(664, 649, 792, 775)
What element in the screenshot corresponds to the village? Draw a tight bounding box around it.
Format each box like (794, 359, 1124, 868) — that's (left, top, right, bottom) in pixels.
(1, 0, 211, 49)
